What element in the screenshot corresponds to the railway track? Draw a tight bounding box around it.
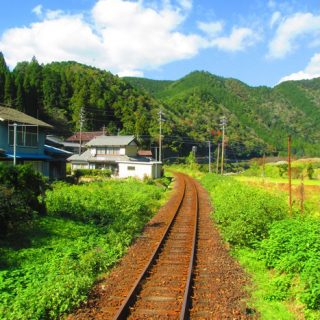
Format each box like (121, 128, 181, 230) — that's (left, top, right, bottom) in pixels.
(70, 172, 251, 320)
(114, 172, 198, 319)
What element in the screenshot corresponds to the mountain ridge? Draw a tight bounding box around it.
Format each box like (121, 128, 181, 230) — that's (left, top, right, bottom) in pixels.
(1, 52, 320, 159)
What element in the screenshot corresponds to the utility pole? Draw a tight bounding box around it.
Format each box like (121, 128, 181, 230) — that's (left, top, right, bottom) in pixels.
(288, 135, 292, 216)
(158, 109, 164, 162)
(79, 107, 85, 155)
(208, 140, 211, 173)
(216, 142, 220, 174)
(220, 116, 227, 175)
(13, 123, 17, 166)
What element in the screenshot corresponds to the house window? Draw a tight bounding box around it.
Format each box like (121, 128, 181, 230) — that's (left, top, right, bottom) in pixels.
(9, 126, 38, 147)
(96, 147, 120, 155)
(127, 166, 135, 171)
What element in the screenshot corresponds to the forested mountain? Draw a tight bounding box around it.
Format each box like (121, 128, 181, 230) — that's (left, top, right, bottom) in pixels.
(1, 51, 320, 159)
(0, 53, 160, 147)
(126, 72, 320, 157)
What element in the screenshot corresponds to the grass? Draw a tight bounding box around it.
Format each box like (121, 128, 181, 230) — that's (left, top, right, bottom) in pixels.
(197, 171, 320, 319)
(0, 178, 169, 320)
(235, 175, 320, 186)
(233, 248, 301, 320)
(0, 217, 123, 319)
(235, 176, 320, 218)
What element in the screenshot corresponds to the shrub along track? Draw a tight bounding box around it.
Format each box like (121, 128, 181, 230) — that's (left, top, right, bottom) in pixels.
(68, 173, 255, 319)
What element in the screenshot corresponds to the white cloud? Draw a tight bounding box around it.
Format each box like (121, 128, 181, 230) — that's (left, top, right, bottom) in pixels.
(279, 53, 320, 82)
(0, 15, 104, 68)
(0, 0, 258, 75)
(197, 21, 223, 38)
(211, 27, 259, 52)
(45, 9, 65, 20)
(270, 11, 281, 28)
(32, 4, 43, 17)
(90, 0, 204, 74)
(268, 12, 320, 59)
(117, 69, 144, 77)
(177, 0, 192, 11)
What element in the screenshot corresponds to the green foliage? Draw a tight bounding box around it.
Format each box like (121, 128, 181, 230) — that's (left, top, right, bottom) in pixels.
(265, 274, 293, 302)
(0, 164, 48, 234)
(278, 163, 288, 177)
(307, 163, 314, 179)
(0, 218, 129, 319)
(2, 52, 320, 159)
(260, 218, 320, 310)
(0, 179, 165, 319)
(201, 171, 319, 316)
(185, 150, 200, 171)
(201, 174, 287, 247)
(234, 248, 298, 320)
(46, 180, 162, 228)
(73, 168, 112, 178)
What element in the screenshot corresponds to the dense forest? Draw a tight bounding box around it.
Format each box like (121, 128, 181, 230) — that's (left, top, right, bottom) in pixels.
(1, 52, 320, 159)
(0, 53, 160, 147)
(126, 72, 320, 157)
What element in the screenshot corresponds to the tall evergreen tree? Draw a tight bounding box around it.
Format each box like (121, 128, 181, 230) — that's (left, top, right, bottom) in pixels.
(4, 73, 15, 106)
(0, 52, 9, 103)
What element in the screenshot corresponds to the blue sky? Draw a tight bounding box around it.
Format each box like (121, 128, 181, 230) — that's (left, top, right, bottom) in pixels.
(0, 0, 320, 86)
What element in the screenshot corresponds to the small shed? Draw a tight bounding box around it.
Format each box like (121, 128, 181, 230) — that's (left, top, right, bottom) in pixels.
(117, 160, 162, 179)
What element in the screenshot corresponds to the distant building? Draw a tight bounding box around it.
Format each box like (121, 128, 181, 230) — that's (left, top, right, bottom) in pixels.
(137, 150, 153, 158)
(46, 135, 80, 154)
(66, 131, 105, 144)
(68, 135, 162, 179)
(0, 105, 70, 179)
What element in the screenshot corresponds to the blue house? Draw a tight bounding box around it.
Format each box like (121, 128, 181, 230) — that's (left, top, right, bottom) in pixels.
(0, 105, 71, 179)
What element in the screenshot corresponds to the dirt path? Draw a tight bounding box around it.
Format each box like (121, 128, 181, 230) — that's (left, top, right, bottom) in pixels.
(68, 174, 256, 319)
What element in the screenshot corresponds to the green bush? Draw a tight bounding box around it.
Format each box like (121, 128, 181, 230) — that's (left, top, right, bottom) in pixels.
(46, 180, 162, 230)
(260, 218, 320, 310)
(201, 174, 288, 247)
(73, 169, 111, 178)
(0, 179, 165, 319)
(0, 164, 48, 235)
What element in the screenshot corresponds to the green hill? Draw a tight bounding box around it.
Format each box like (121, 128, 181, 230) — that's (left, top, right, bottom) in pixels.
(126, 71, 320, 157)
(1, 51, 320, 159)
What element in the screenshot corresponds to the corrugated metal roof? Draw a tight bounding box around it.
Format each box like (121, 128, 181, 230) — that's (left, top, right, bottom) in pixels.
(6, 152, 52, 160)
(86, 135, 136, 147)
(44, 145, 73, 155)
(0, 106, 53, 128)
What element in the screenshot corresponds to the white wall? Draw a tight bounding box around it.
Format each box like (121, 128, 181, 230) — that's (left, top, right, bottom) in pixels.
(118, 162, 162, 179)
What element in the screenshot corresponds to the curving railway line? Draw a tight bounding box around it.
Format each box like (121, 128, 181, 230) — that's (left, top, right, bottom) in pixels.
(114, 172, 198, 319)
(70, 172, 251, 320)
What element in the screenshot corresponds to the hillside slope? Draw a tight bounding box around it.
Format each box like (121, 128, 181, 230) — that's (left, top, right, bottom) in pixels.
(1, 51, 320, 159)
(126, 71, 320, 156)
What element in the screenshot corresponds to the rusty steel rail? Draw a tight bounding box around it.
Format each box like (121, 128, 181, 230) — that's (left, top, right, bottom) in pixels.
(180, 176, 199, 320)
(113, 173, 187, 320)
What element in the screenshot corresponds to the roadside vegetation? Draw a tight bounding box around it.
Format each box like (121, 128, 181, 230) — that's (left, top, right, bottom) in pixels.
(0, 164, 169, 319)
(168, 160, 320, 319)
(200, 174, 319, 319)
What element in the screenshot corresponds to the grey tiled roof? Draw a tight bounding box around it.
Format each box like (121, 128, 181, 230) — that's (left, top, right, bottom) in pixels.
(0, 106, 53, 128)
(68, 150, 130, 162)
(86, 135, 136, 147)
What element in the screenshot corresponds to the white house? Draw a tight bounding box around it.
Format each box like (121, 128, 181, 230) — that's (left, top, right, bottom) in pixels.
(68, 135, 162, 179)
